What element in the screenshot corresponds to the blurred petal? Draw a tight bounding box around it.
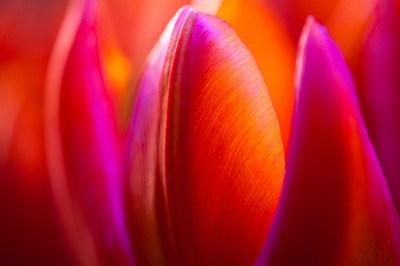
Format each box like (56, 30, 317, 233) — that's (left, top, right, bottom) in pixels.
(45, 0, 135, 265)
(128, 6, 285, 265)
(216, 0, 295, 148)
(359, 0, 400, 215)
(257, 17, 400, 265)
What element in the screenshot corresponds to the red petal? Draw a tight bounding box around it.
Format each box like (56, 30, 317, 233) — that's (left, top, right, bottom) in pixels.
(45, 0, 135, 265)
(257, 17, 400, 265)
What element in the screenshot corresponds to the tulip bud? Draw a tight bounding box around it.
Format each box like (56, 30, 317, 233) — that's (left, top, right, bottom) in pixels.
(127, 6, 285, 265)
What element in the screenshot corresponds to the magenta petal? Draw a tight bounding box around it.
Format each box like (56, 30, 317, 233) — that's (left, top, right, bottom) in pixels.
(45, 0, 135, 265)
(359, 0, 400, 215)
(257, 16, 400, 265)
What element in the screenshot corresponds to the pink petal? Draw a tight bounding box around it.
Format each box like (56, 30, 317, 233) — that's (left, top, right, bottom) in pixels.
(257, 16, 400, 265)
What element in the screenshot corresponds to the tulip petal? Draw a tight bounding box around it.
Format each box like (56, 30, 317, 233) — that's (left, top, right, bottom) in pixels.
(359, 0, 400, 216)
(45, 0, 135, 265)
(216, 0, 295, 148)
(257, 17, 400, 265)
(129, 6, 285, 265)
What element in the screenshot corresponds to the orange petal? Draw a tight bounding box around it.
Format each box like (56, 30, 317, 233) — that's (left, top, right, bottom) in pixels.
(257, 17, 400, 265)
(129, 6, 285, 265)
(217, 0, 295, 148)
(45, 0, 135, 265)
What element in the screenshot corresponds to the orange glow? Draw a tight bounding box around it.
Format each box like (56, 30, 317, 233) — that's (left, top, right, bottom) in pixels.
(98, 37, 131, 127)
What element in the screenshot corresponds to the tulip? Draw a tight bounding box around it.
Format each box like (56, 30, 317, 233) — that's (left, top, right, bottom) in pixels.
(126, 6, 285, 265)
